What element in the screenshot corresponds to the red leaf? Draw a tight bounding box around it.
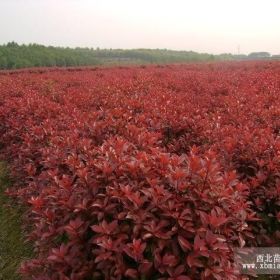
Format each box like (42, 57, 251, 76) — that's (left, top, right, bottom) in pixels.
(178, 236, 192, 252)
(125, 269, 138, 278)
(194, 235, 207, 252)
(90, 220, 118, 235)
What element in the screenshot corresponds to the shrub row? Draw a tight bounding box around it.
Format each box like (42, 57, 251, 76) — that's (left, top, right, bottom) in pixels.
(0, 62, 279, 279)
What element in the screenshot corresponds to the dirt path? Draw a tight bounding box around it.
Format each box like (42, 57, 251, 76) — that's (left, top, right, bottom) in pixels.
(0, 162, 32, 280)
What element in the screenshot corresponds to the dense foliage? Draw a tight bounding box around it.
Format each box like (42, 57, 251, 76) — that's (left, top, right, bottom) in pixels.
(1, 42, 278, 70)
(0, 62, 279, 279)
(0, 42, 100, 69)
(0, 42, 217, 69)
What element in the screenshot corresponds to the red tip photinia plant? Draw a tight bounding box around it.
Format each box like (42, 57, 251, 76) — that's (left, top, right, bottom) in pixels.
(0, 61, 279, 279)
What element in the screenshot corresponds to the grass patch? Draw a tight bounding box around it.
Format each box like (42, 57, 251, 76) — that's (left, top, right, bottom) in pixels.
(0, 162, 33, 280)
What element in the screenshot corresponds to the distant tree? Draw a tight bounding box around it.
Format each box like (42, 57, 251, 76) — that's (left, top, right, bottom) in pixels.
(0, 42, 268, 70)
(248, 52, 271, 59)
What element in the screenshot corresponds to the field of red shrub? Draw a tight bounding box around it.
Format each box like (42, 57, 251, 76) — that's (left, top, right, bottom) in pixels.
(0, 62, 279, 280)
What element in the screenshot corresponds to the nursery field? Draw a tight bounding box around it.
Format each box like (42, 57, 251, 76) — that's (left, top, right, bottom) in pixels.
(0, 62, 279, 280)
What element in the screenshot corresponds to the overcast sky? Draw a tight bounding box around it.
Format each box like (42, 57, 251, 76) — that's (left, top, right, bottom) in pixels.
(0, 0, 279, 54)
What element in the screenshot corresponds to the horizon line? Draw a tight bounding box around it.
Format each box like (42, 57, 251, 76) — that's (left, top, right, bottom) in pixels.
(1, 41, 279, 57)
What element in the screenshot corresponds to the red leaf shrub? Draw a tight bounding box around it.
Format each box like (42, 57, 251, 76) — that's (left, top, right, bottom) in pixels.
(0, 61, 279, 279)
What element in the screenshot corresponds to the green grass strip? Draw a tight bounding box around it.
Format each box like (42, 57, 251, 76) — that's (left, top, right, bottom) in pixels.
(0, 162, 32, 280)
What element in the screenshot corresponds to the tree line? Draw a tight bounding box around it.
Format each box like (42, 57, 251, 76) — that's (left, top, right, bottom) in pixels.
(0, 42, 278, 70)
